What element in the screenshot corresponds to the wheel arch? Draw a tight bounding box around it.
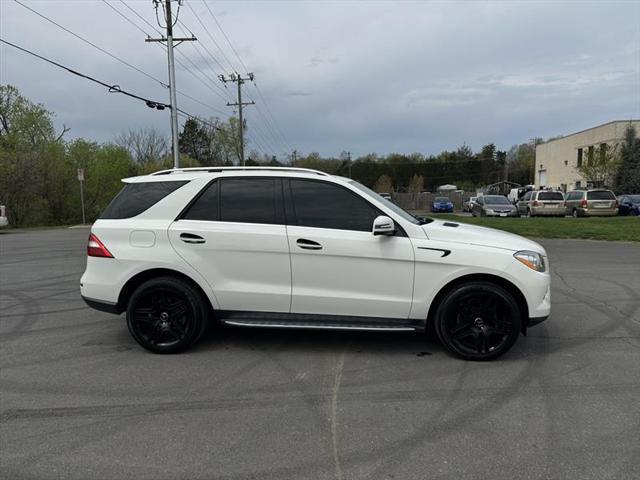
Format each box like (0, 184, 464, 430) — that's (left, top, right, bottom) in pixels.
(117, 268, 215, 315)
(426, 273, 529, 334)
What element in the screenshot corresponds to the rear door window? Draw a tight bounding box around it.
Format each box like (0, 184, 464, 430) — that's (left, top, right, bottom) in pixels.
(587, 191, 615, 200)
(220, 178, 283, 225)
(182, 181, 219, 221)
(101, 181, 188, 219)
(538, 192, 564, 201)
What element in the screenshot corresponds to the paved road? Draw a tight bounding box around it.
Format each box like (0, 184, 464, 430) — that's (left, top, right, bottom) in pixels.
(1, 229, 639, 480)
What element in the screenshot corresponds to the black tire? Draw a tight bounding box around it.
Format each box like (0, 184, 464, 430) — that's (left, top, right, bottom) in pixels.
(526, 209, 532, 218)
(126, 276, 208, 354)
(572, 208, 578, 218)
(434, 281, 522, 361)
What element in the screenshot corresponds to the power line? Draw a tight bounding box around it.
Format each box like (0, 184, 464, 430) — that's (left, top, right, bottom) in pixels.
(14, 0, 168, 88)
(184, 1, 236, 73)
(0, 38, 168, 110)
(103, 0, 229, 116)
(118, 0, 163, 36)
(198, 1, 293, 154)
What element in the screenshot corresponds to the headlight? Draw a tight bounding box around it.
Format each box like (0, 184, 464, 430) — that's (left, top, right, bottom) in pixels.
(514, 251, 546, 272)
(486, 208, 494, 214)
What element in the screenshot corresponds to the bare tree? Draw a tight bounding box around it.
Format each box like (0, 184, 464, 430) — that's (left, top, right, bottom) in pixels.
(115, 128, 169, 165)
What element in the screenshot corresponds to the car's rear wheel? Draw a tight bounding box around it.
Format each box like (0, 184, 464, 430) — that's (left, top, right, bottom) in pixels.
(572, 208, 578, 218)
(434, 281, 522, 360)
(126, 276, 208, 354)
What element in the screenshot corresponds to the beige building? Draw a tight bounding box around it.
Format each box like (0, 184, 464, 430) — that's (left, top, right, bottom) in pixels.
(534, 120, 639, 192)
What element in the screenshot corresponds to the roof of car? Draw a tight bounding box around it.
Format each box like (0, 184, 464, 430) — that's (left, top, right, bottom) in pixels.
(122, 166, 335, 183)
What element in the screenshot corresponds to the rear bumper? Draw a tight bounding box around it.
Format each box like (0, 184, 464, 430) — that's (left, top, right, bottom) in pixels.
(82, 295, 120, 314)
(578, 208, 618, 217)
(531, 208, 565, 216)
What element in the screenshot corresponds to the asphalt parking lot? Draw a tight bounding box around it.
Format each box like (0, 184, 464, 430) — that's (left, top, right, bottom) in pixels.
(1, 228, 639, 480)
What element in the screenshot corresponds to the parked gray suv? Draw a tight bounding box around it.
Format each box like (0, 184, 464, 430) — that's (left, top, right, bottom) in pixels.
(516, 190, 565, 217)
(565, 189, 618, 217)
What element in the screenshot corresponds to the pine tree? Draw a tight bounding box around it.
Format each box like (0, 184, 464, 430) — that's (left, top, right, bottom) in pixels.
(615, 125, 640, 193)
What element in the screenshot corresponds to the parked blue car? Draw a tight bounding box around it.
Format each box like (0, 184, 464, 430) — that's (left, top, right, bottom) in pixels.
(617, 195, 640, 216)
(431, 196, 454, 213)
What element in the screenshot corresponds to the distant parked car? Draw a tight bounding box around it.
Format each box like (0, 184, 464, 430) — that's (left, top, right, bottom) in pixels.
(0, 205, 7, 228)
(431, 196, 454, 213)
(617, 195, 640, 216)
(516, 190, 565, 217)
(565, 189, 618, 217)
(508, 186, 534, 204)
(472, 195, 518, 217)
(463, 196, 478, 212)
(379, 192, 392, 201)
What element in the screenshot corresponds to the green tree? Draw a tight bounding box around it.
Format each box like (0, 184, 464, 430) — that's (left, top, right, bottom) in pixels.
(615, 125, 640, 193)
(373, 174, 393, 193)
(407, 174, 424, 193)
(577, 143, 620, 188)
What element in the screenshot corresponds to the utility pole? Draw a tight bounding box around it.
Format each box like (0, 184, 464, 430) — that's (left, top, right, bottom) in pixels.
(219, 73, 255, 166)
(347, 151, 352, 178)
(291, 149, 298, 166)
(147, 0, 196, 169)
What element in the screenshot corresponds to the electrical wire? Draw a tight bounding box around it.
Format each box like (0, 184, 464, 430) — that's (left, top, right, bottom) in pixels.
(0, 38, 169, 110)
(184, 1, 236, 73)
(14, 0, 169, 88)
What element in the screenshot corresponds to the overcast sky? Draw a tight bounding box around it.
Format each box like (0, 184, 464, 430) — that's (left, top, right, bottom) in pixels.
(1, 0, 639, 159)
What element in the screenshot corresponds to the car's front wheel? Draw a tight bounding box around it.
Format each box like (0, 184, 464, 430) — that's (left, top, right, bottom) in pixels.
(434, 281, 522, 360)
(126, 276, 208, 354)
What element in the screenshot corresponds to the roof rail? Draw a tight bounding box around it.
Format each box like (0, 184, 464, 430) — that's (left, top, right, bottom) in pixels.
(150, 166, 331, 177)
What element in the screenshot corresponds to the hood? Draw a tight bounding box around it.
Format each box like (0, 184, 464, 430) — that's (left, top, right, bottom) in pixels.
(422, 219, 546, 255)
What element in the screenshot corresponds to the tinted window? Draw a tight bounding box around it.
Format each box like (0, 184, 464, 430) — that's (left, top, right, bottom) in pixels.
(435, 197, 449, 202)
(567, 191, 580, 200)
(630, 195, 640, 203)
(183, 181, 219, 221)
(523, 191, 533, 201)
(220, 178, 282, 224)
(101, 181, 188, 219)
(290, 180, 378, 231)
(484, 196, 510, 205)
(587, 190, 615, 200)
(538, 191, 564, 201)
(477, 197, 484, 205)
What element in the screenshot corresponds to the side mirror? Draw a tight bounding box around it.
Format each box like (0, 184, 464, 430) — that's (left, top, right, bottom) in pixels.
(373, 215, 395, 236)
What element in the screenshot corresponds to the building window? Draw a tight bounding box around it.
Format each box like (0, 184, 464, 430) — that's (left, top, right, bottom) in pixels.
(600, 143, 607, 161)
(575, 181, 582, 189)
(577, 148, 583, 167)
(588, 145, 594, 164)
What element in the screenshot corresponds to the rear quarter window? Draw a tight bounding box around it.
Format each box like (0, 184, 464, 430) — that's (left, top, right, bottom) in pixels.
(587, 191, 615, 200)
(100, 181, 188, 219)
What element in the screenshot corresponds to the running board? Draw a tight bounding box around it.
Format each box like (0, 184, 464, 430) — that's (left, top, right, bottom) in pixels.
(217, 310, 422, 332)
(223, 320, 416, 332)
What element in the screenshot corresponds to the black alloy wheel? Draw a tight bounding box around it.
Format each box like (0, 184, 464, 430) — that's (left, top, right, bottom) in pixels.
(126, 276, 208, 353)
(434, 281, 522, 360)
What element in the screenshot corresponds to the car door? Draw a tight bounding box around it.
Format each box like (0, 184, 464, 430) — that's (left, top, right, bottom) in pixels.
(284, 178, 414, 319)
(473, 197, 484, 216)
(517, 191, 531, 215)
(168, 177, 291, 313)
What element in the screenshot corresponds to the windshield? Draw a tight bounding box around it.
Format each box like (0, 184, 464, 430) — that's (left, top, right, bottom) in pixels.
(483, 195, 510, 205)
(630, 195, 640, 203)
(434, 197, 449, 202)
(348, 180, 428, 225)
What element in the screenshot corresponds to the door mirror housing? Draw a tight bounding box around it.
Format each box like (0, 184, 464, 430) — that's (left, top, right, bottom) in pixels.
(373, 215, 396, 236)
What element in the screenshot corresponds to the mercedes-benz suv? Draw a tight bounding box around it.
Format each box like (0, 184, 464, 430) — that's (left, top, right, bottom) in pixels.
(81, 167, 550, 360)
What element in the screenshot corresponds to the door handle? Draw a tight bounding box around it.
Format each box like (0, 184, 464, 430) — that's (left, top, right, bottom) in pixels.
(180, 233, 206, 244)
(296, 238, 322, 250)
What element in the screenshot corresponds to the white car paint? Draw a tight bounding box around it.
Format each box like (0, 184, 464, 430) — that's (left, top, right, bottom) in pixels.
(81, 167, 551, 356)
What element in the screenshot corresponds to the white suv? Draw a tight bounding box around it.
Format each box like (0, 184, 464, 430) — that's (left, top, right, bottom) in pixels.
(81, 167, 550, 360)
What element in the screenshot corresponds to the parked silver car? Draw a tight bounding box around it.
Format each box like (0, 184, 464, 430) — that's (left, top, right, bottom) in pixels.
(472, 195, 518, 217)
(463, 196, 478, 212)
(517, 190, 565, 217)
(565, 189, 618, 217)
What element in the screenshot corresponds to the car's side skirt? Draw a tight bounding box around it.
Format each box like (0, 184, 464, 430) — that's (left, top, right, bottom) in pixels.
(217, 310, 423, 332)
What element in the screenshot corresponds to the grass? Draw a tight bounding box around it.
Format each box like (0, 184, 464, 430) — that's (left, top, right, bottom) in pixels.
(416, 213, 640, 242)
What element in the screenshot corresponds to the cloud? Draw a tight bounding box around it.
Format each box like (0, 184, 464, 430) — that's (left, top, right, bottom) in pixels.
(1, 0, 638, 158)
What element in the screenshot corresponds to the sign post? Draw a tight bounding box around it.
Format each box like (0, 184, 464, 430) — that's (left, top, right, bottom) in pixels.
(77, 168, 86, 225)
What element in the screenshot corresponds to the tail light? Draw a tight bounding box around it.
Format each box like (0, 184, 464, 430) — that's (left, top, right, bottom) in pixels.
(580, 199, 588, 208)
(532, 200, 540, 207)
(615, 200, 619, 208)
(87, 233, 113, 258)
